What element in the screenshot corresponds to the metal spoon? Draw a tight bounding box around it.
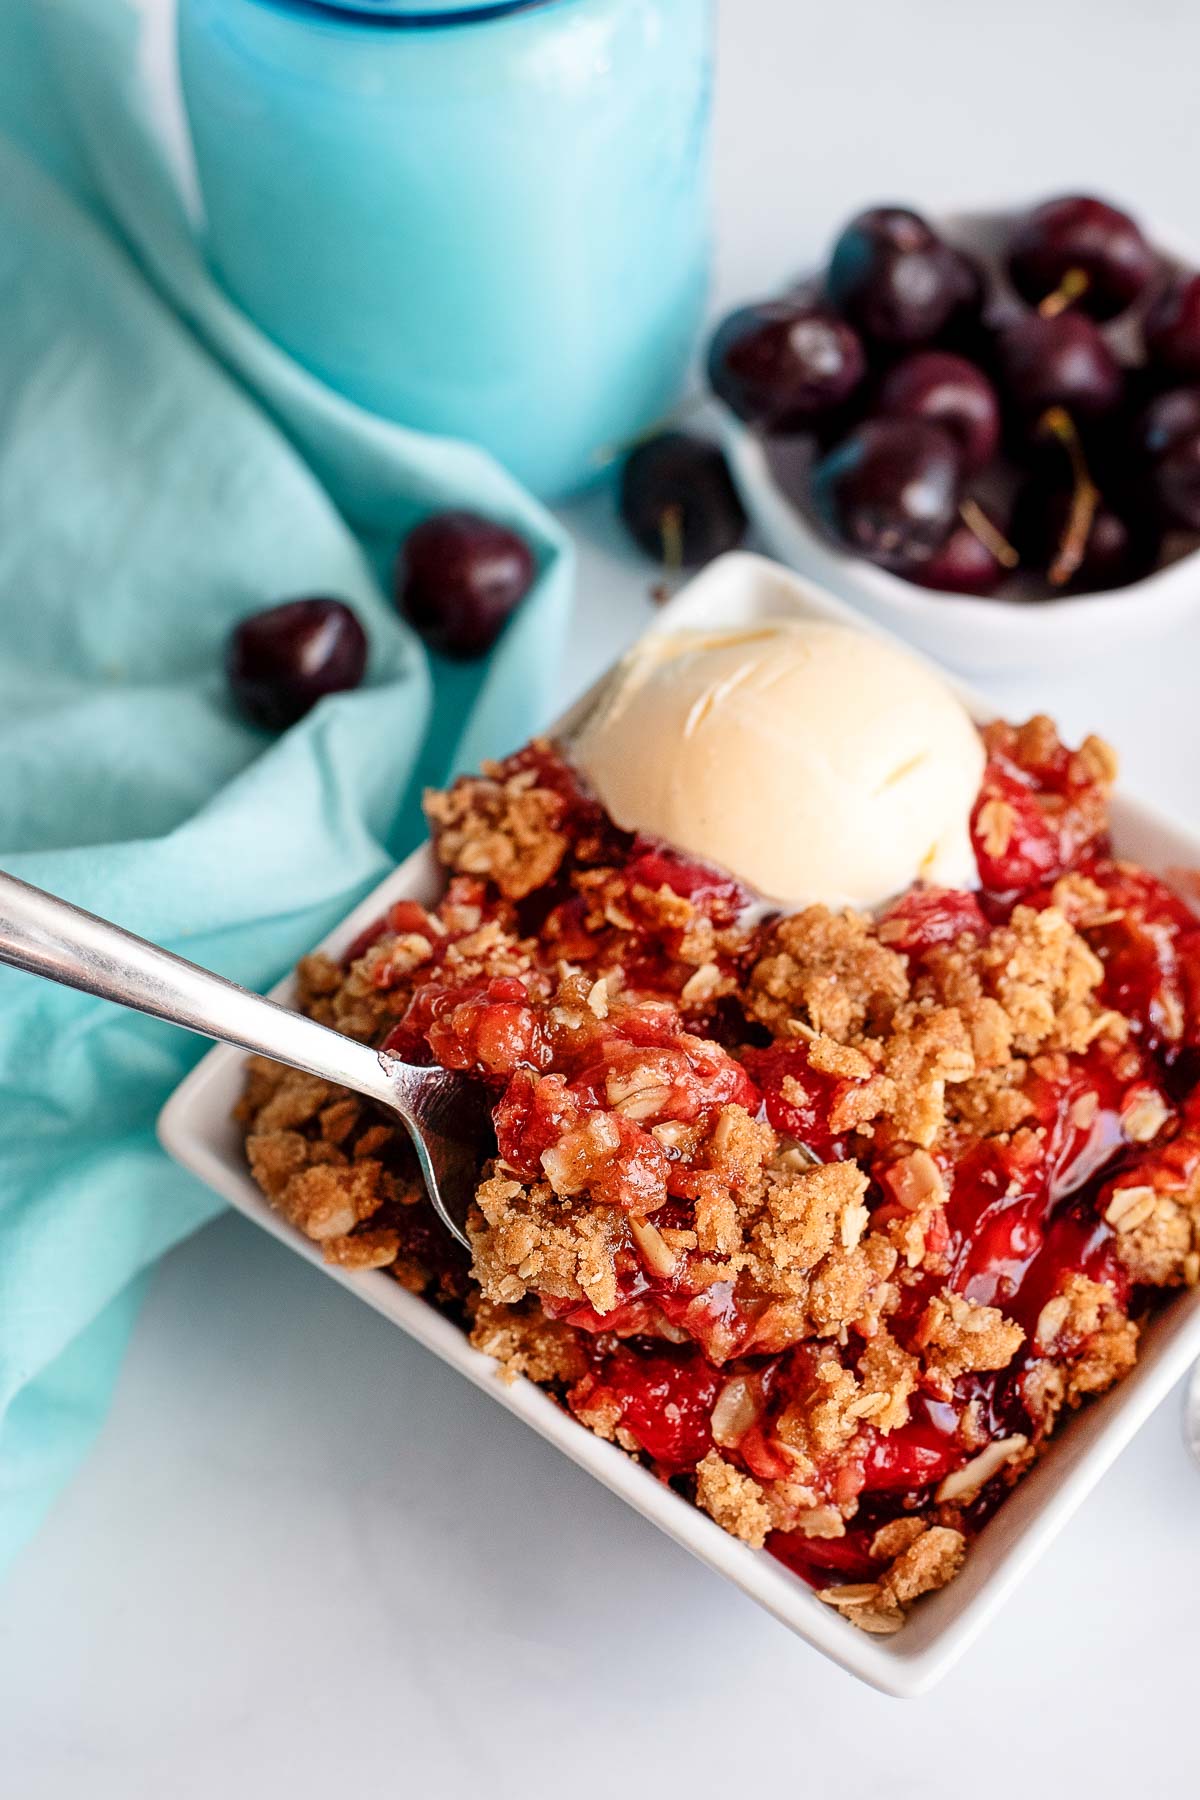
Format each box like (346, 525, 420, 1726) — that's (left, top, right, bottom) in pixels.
(0, 870, 491, 1249)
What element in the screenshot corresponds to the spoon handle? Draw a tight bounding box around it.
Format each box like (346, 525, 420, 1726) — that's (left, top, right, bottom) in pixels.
(0, 869, 401, 1110)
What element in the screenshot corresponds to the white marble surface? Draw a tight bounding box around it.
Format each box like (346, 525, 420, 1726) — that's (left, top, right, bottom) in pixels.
(3, 0, 1200, 1791)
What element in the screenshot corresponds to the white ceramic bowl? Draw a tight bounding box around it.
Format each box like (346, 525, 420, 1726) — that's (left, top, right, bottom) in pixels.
(159, 553, 1200, 1696)
(724, 209, 1200, 673)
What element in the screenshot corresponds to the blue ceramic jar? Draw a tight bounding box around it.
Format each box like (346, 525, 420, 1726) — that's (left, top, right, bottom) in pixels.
(177, 0, 714, 498)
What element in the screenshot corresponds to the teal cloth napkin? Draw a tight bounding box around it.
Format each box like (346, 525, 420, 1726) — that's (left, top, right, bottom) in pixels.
(0, 0, 574, 1577)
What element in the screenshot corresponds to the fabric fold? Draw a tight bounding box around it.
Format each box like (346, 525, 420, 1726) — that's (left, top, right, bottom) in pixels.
(0, 0, 575, 1578)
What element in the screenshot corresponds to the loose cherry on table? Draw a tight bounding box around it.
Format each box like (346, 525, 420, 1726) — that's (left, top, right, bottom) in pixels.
(618, 431, 748, 569)
(394, 510, 536, 660)
(225, 597, 368, 731)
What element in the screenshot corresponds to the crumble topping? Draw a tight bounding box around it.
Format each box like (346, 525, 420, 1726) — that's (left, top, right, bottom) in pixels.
(748, 907, 909, 1040)
(234, 718, 1200, 1636)
(695, 1450, 772, 1548)
(467, 1297, 589, 1386)
(914, 1293, 1026, 1397)
(469, 1172, 627, 1313)
(818, 1523, 967, 1634)
(424, 750, 572, 901)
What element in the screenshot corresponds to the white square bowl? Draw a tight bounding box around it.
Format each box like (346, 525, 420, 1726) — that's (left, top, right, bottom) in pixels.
(158, 552, 1200, 1697)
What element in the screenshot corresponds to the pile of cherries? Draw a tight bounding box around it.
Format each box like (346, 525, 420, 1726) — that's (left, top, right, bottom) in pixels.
(703, 195, 1200, 598)
(225, 511, 536, 730)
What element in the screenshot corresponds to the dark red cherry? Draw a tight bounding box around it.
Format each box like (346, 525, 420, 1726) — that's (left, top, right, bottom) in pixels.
(707, 301, 867, 429)
(1007, 195, 1156, 321)
(1132, 386, 1200, 461)
(996, 312, 1124, 423)
(827, 207, 964, 346)
(877, 351, 1001, 473)
(1150, 430, 1200, 531)
(394, 511, 536, 659)
(943, 246, 987, 324)
(810, 418, 962, 570)
(1011, 482, 1159, 592)
(618, 432, 747, 568)
(1144, 275, 1200, 378)
(226, 598, 368, 731)
(934, 246, 990, 354)
(911, 520, 1007, 595)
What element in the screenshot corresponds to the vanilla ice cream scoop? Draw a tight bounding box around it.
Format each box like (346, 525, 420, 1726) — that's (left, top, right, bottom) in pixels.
(572, 620, 984, 909)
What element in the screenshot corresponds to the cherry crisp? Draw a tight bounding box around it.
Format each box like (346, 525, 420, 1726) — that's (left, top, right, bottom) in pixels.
(237, 718, 1200, 1634)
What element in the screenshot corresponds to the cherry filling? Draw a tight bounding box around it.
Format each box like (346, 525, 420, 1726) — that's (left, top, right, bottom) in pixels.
(740, 1040, 858, 1162)
(970, 720, 1112, 906)
(332, 736, 1198, 1600)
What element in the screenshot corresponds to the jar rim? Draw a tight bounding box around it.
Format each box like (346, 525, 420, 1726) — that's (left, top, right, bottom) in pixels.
(257, 0, 563, 24)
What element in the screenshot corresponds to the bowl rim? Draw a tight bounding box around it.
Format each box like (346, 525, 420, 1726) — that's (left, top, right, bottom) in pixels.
(720, 202, 1200, 626)
(158, 551, 1200, 1696)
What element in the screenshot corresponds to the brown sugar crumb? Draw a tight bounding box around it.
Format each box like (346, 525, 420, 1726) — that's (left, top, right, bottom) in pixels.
(1111, 1187, 1200, 1288)
(948, 1063, 1034, 1137)
(467, 1172, 625, 1314)
(856, 1330, 920, 1433)
(568, 1385, 627, 1444)
(748, 907, 909, 1041)
(353, 1122, 396, 1161)
(915, 1291, 1025, 1397)
(976, 796, 1015, 860)
(319, 1096, 363, 1145)
(978, 906, 1111, 1055)
(425, 751, 570, 900)
(322, 1228, 401, 1270)
(879, 1524, 966, 1607)
(1025, 1273, 1140, 1433)
(245, 1129, 318, 1202)
(238, 1065, 334, 1136)
(750, 1160, 872, 1284)
(266, 1154, 388, 1243)
(806, 1232, 899, 1339)
(1050, 871, 1120, 930)
(773, 1355, 865, 1478)
(870, 1516, 927, 1561)
(296, 951, 343, 1004)
(694, 1450, 772, 1549)
(1075, 733, 1119, 786)
(883, 1006, 975, 1147)
(706, 1104, 776, 1190)
(469, 1297, 589, 1386)
(818, 1522, 966, 1634)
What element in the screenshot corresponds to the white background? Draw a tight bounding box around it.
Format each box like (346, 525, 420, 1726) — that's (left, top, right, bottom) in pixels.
(2, 1, 1199, 1793)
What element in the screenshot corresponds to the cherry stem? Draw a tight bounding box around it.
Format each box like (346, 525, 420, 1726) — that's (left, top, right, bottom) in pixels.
(1036, 405, 1100, 586)
(959, 498, 1019, 569)
(1038, 267, 1091, 319)
(659, 504, 685, 572)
